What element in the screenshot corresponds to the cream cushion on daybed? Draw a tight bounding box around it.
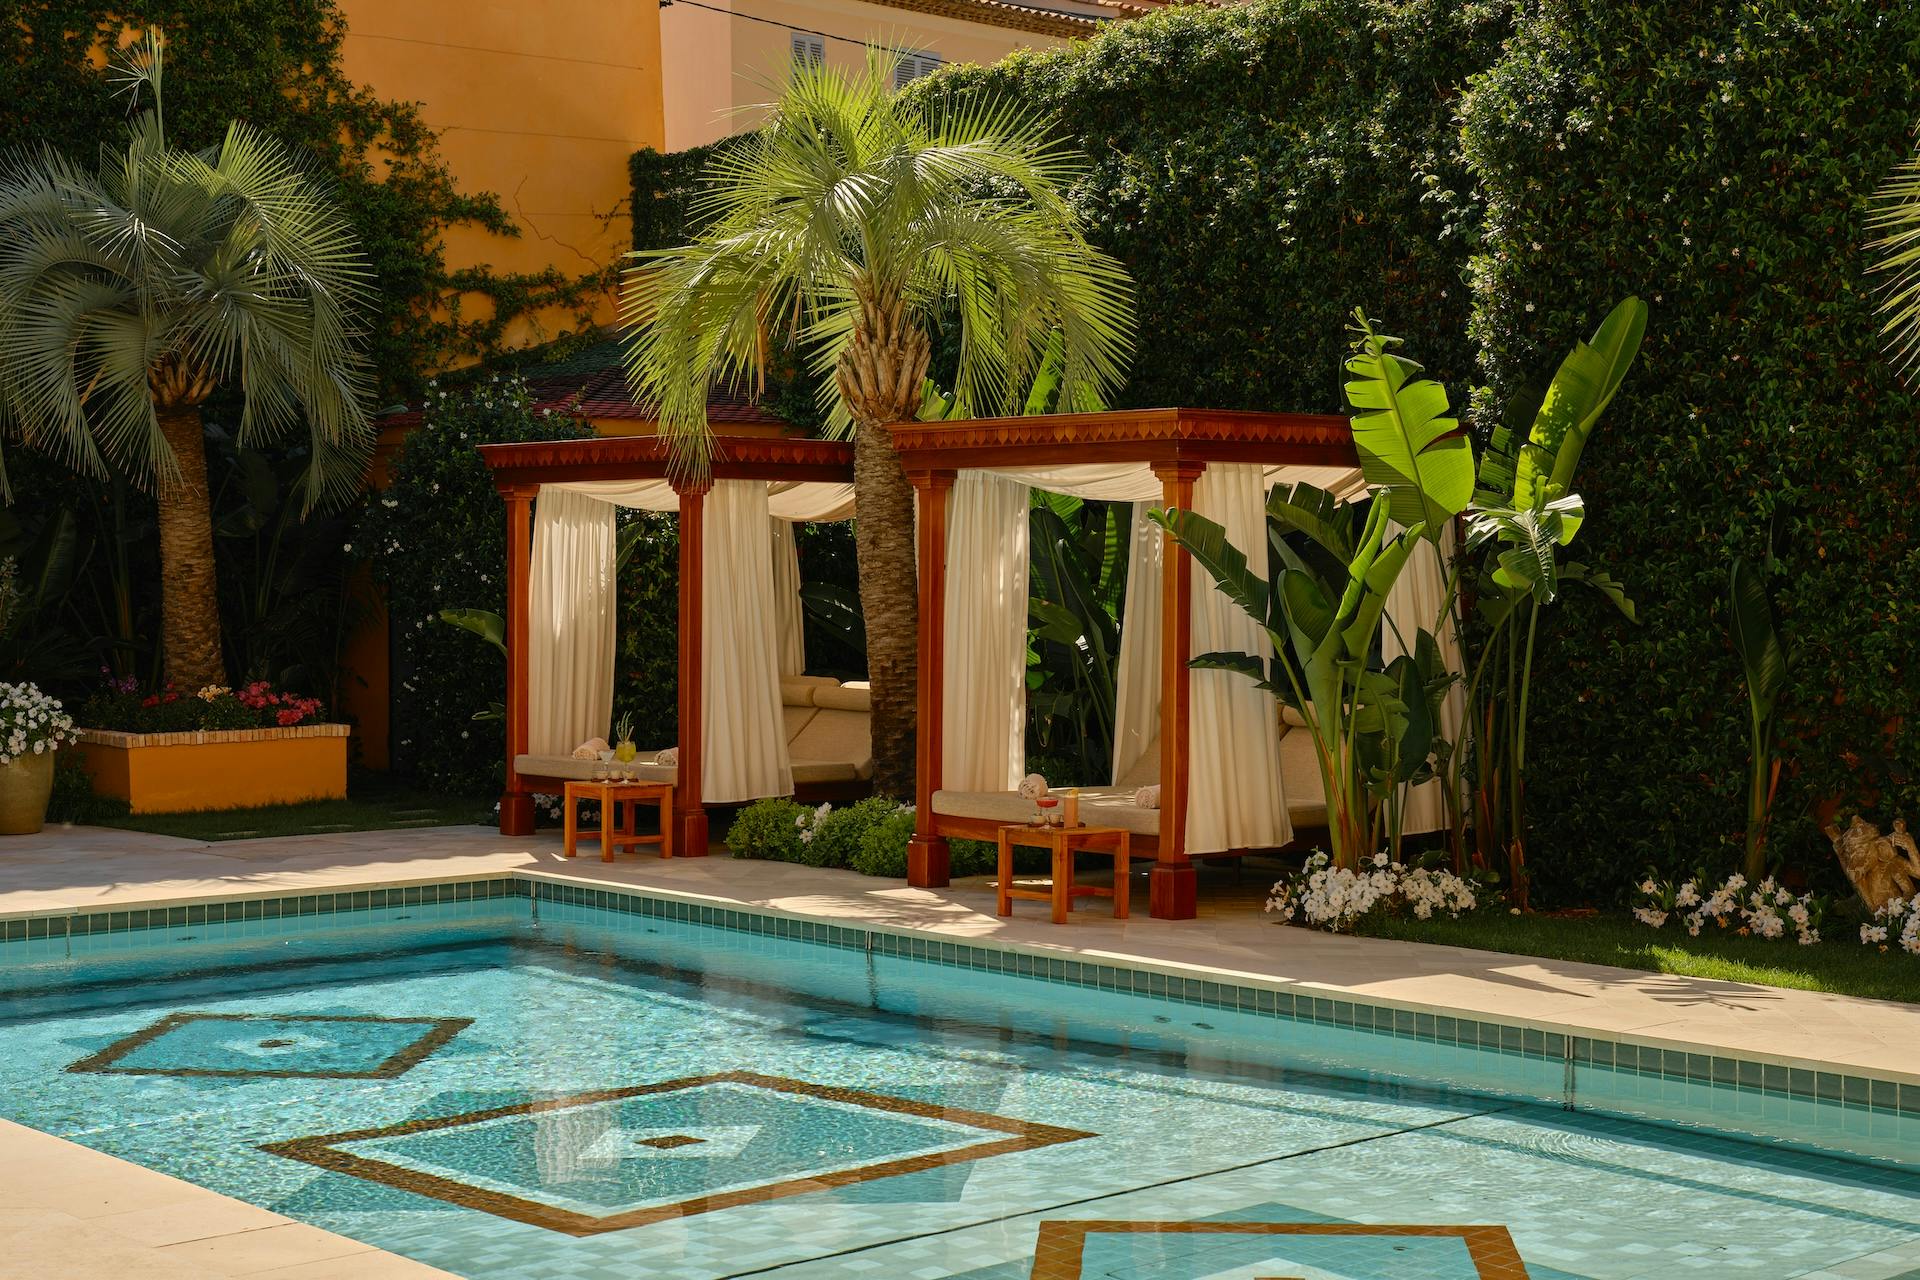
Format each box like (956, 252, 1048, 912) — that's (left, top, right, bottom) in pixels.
(515, 676, 872, 792)
(931, 717, 1327, 846)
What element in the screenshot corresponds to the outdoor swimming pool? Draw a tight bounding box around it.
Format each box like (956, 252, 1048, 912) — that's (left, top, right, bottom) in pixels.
(2, 879, 1916, 1279)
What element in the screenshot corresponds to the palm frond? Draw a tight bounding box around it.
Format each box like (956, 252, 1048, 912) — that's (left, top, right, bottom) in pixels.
(1869, 146, 1920, 381)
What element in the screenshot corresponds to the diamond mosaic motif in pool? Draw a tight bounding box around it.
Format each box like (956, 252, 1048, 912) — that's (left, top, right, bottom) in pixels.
(65, 1012, 473, 1079)
(1028, 1221, 1530, 1280)
(261, 1071, 1094, 1236)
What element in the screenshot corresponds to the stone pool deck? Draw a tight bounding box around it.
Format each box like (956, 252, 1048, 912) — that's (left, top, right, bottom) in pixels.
(3, 820, 1918, 1278)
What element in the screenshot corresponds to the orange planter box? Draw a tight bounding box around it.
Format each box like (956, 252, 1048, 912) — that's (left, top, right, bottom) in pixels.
(73, 725, 350, 814)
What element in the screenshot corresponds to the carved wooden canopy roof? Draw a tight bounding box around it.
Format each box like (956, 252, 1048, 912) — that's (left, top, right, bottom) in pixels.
(884, 407, 1357, 474)
(480, 435, 854, 493)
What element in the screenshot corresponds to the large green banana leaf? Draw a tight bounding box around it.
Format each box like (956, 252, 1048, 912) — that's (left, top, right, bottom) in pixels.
(1343, 310, 1476, 530)
(1517, 296, 1647, 508)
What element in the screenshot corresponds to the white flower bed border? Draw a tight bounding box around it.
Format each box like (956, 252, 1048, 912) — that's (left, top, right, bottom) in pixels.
(1266, 852, 1478, 933)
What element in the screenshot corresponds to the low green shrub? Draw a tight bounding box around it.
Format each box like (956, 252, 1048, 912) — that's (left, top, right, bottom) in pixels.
(728, 798, 1036, 879)
(850, 806, 917, 877)
(806, 797, 901, 869)
(723, 798, 807, 861)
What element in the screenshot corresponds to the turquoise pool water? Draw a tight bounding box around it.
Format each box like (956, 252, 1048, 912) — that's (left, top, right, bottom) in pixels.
(2, 887, 1917, 1279)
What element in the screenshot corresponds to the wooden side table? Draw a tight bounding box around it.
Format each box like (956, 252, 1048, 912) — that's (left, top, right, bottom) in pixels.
(995, 824, 1133, 924)
(562, 779, 674, 862)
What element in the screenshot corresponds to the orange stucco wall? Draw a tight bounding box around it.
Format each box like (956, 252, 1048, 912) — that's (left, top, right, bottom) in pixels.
(337, 0, 668, 343)
(662, 0, 1073, 150)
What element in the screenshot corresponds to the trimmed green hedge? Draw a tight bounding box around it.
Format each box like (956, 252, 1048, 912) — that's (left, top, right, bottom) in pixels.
(914, 0, 1511, 413)
(1459, 0, 1920, 900)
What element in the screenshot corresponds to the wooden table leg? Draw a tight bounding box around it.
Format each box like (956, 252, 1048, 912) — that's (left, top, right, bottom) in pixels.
(563, 784, 578, 859)
(599, 792, 614, 862)
(1051, 834, 1069, 925)
(660, 787, 673, 858)
(997, 830, 1013, 916)
(1115, 834, 1131, 920)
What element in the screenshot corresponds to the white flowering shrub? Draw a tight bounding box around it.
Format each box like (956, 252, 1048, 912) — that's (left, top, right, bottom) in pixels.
(1632, 871, 1823, 946)
(1266, 852, 1478, 933)
(0, 682, 77, 765)
(1861, 894, 1920, 955)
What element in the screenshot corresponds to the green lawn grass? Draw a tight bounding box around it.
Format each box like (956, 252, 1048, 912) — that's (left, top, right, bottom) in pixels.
(87, 778, 493, 843)
(1356, 910, 1920, 1004)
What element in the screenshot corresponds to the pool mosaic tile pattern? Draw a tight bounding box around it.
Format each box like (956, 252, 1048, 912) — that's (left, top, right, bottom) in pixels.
(1028, 1221, 1529, 1280)
(0, 892, 1915, 1278)
(264, 1071, 1093, 1235)
(66, 1011, 472, 1079)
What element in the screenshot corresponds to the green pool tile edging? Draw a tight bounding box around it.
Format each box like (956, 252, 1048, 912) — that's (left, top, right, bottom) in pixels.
(6, 870, 1919, 1133)
(518, 875, 1920, 1128)
(0, 876, 524, 942)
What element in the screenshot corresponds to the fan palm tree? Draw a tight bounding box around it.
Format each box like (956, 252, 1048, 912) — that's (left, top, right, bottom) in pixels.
(1870, 144, 1920, 379)
(0, 29, 374, 690)
(625, 51, 1132, 797)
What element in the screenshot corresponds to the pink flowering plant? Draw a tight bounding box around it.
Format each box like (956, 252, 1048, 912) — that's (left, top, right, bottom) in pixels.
(79, 672, 327, 734)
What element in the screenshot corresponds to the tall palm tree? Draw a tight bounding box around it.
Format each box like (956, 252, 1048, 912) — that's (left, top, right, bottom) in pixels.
(625, 52, 1133, 797)
(0, 30, 374, 690)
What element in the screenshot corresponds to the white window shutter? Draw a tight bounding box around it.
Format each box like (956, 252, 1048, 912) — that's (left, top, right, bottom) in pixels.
(790, 33, 824, 67)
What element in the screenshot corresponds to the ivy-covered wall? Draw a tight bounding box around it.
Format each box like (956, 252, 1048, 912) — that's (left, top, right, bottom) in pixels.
(1459, 0, 1920, 900)
(914, 0, 1512, 413)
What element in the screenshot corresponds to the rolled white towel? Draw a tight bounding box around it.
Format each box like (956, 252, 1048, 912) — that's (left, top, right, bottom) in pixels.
(571, 737, 609, 760)
(654, 747, 679, 766)
(1016, 772, 1049, 801)
(1132, 784, 1161, 809)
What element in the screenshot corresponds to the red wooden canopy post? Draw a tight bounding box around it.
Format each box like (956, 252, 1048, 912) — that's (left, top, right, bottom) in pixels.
(499, 484, 537, 836)
(1150, 460, 1202, 920)
(673, 477, 711, 856)
(907, 468, 955, 887)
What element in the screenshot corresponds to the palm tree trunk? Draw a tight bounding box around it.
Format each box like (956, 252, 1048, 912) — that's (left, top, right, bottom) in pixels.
(154, 405, 228, 690)
(837, 277, 932, 798)
(852, 417, 919, 797)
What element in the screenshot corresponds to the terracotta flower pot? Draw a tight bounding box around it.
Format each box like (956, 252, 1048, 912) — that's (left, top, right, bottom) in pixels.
(0, 750, 55, 835)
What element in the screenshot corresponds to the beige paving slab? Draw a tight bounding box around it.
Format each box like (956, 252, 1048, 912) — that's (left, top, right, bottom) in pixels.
(0, 1120, 456, 1279)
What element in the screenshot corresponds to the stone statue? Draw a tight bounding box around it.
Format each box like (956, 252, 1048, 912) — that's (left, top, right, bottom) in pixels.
(1825, 815, 1920, 913)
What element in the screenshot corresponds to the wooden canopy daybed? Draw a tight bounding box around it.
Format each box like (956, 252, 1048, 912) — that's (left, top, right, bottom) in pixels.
(886, 407, 1369, 921)
(484, 434, 859, 852)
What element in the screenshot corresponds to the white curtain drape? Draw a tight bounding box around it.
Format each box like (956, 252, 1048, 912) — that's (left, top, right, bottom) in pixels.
(942, 472, 1030, 791)
(1382, 521, 1465, 835)
(701, 481, 793, 802)
(1110, 501, 1162, 787)
(1187, 464, 1290, 853)
(771, 518, 806, 678)
(528, 489, 616, 756)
